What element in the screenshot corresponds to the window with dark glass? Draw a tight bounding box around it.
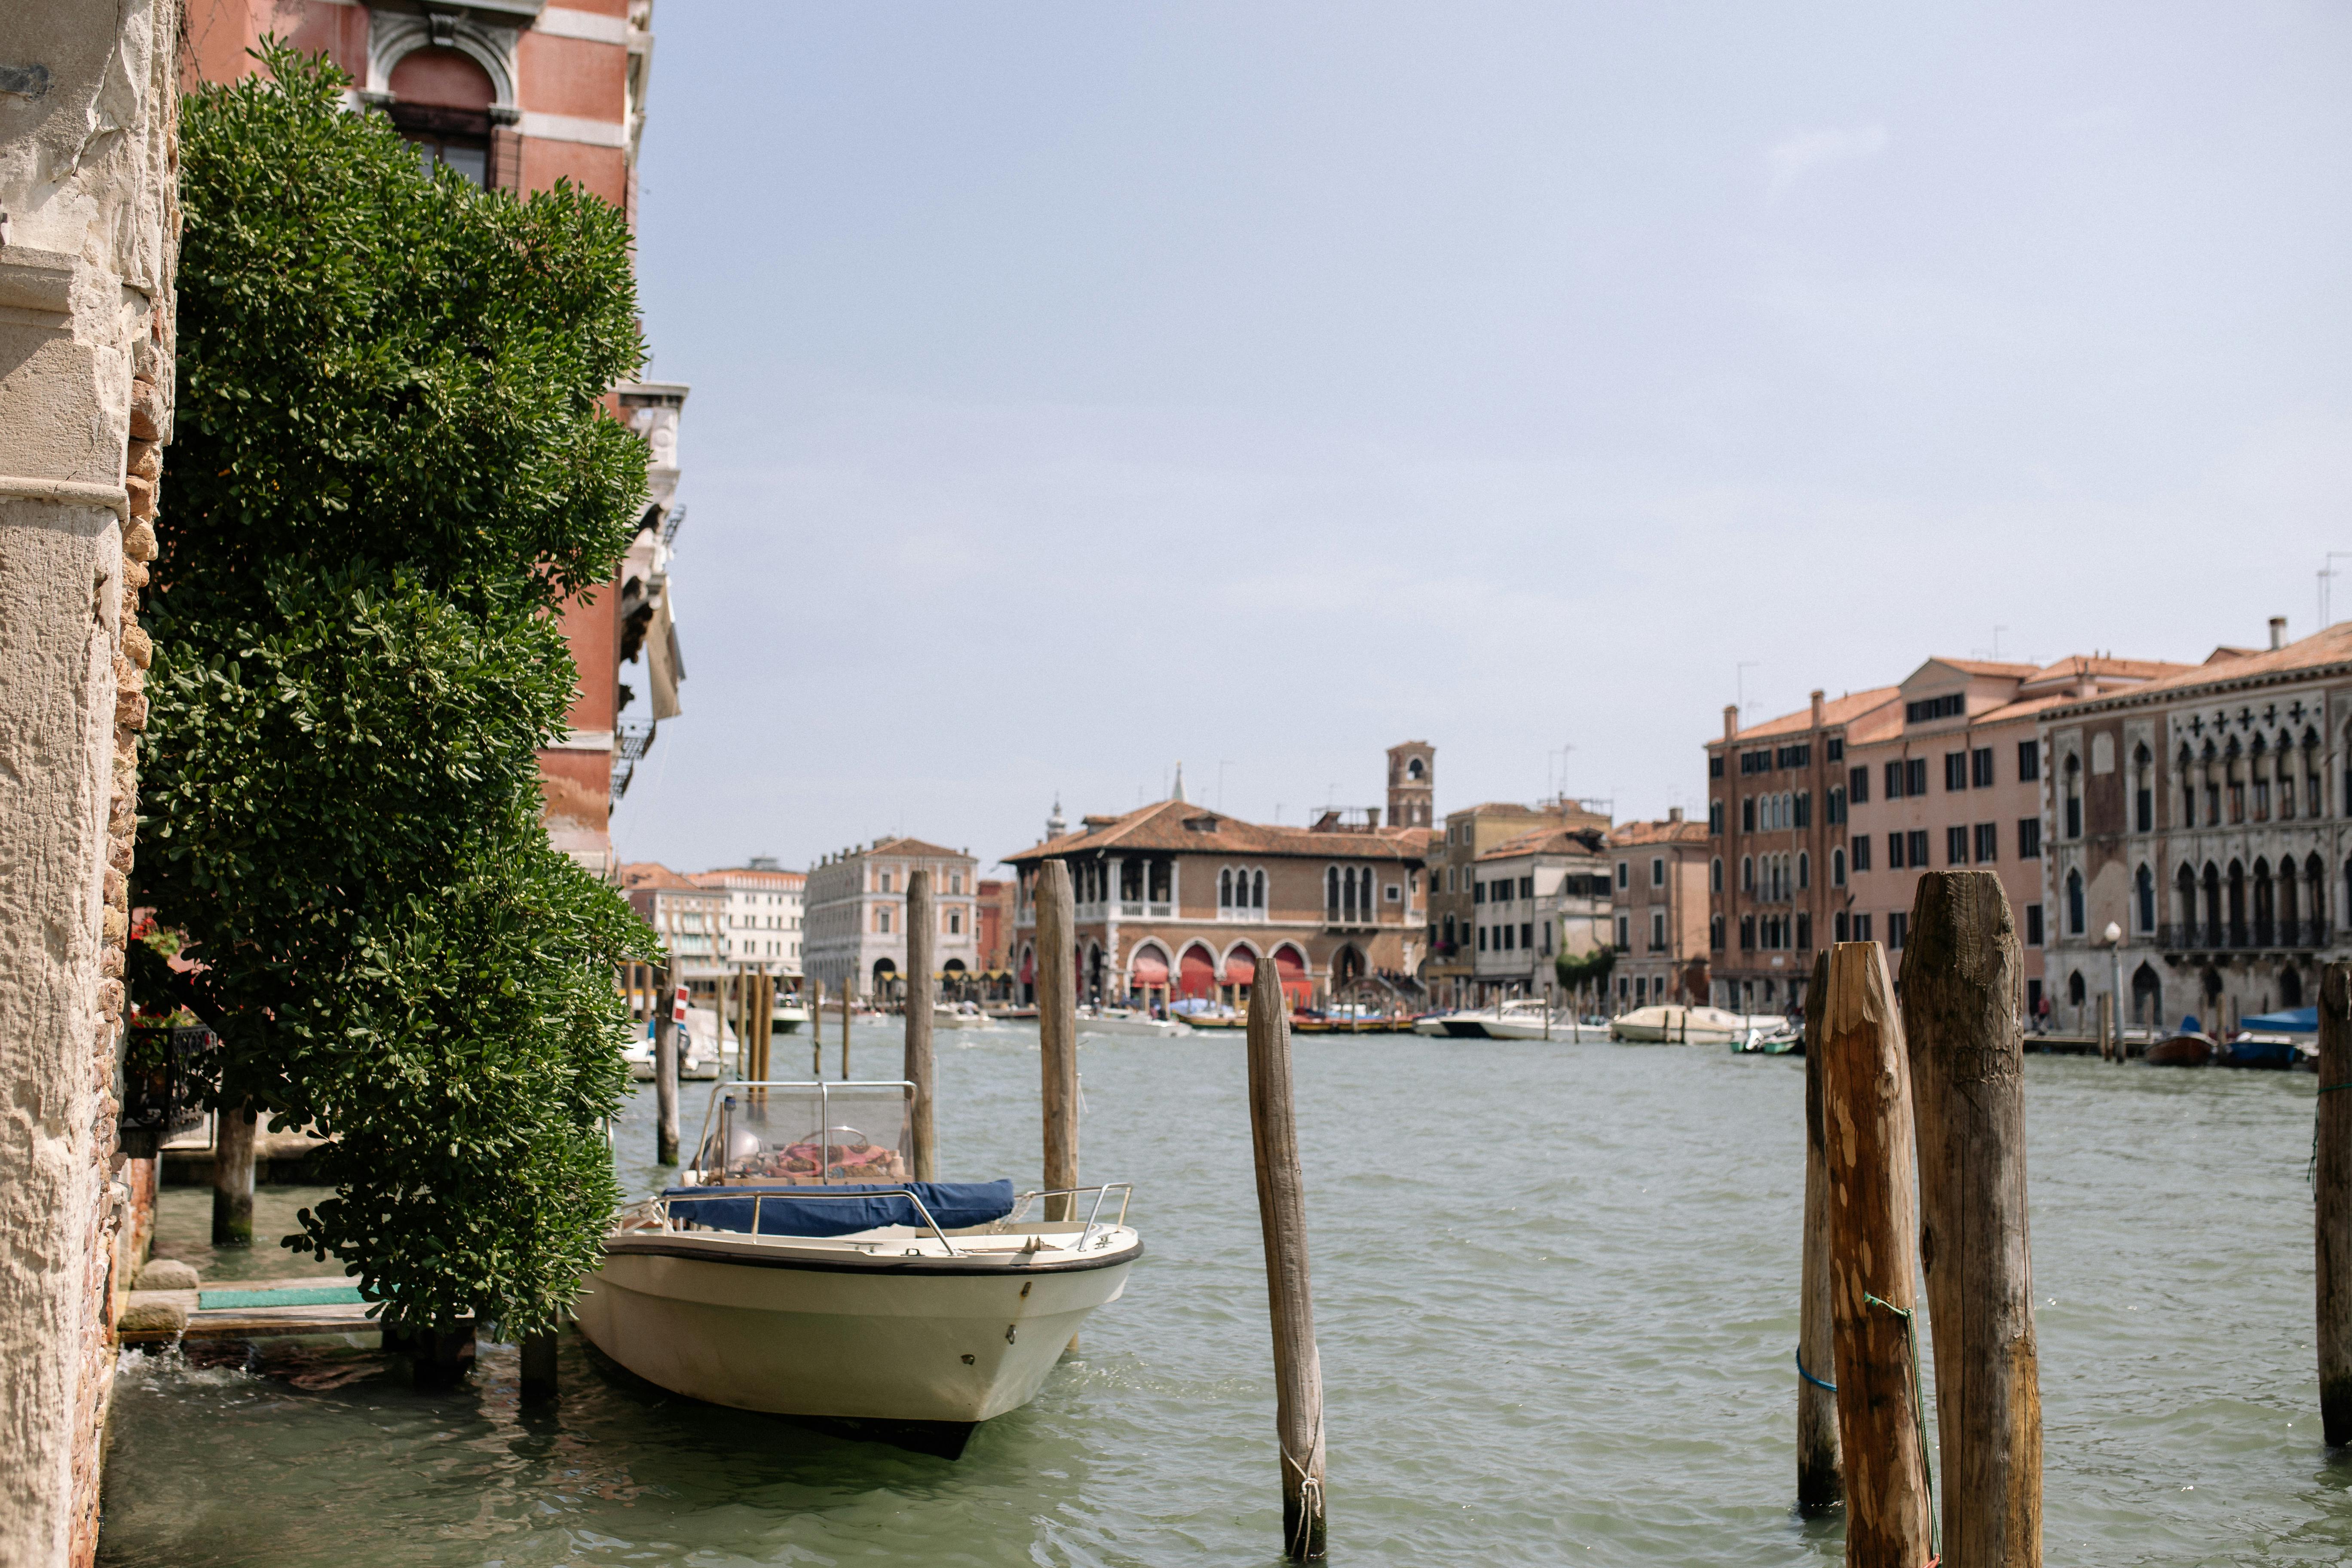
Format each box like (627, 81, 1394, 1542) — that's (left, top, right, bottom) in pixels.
(2017, 741, 2040, 782)
(1853, 913, 1873, 943)
(1974, 822, 1997, 863)
(1907, 759, 1928, 796)
(1885, 760, 1905, 800)
(1850, 765, 1870, 804)
(2018, 818, 2042, 859)
(1888, 833, 1905, 870)
(1945, 753, 1969, 791)
(1947, 825, 1969, 864)
(1851, 835, 1871, 872)
(1906, 830, 1929, 866)
(1971, 747, 1995, 788)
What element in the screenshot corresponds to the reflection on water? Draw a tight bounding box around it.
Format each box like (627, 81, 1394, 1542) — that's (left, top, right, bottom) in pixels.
(100, 1027, 2352, 1565)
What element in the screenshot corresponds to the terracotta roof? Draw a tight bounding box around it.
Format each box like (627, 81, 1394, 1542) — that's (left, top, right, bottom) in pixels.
(689, 867, 806, 888)
(1716, 687, 1900, 746)
(618, 861, 703, 892)
(2022, 654, 2193, 687)
(1932, 658, 2042, 678)
(1004, 798, 1433, 865)
(2045, 623, 2352, 715)
(861, 836, 968, 861)
(1605, 818, 1710, 848)
(1476, 825, 1608, 861)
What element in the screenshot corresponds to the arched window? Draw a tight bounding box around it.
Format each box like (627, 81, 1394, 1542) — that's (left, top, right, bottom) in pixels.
(2202, 862, 2222, 942)
(1742, 855, 1755, 892)
(2135, 864, 2154, 933)
(2133, 744, 2153, 833)
(2176, 743, 2196, 828)
(1798, 851, 1810, 890)
(2282, 858, 2303, 943)
(2064, 753, 2082, 839)
(2284, 967, 2306, 1007)
(1832, 847, 1846, 887)
(2253, 858, 2275, 944)
(1711, 857, 1723, 892)
(2174, 862, 2197, 942)
(2066, 868, 2085, 934)
(2067, 970, 2086, 1005)
(1252, 869, 1266, 909)
(2226, 860, 2247, 945)
(1326, 866, 1340, 920)
(1219, 868, 1234, 909)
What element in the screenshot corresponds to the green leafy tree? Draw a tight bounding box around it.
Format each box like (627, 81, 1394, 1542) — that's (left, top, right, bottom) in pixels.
(1554, 946, 1616, 995)
(136, 45, 659, 1335)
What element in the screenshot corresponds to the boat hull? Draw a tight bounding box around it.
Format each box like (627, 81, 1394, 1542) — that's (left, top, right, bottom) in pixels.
(576, 1234, 1136, 1427)
(1075, 1014, 1193, 1038)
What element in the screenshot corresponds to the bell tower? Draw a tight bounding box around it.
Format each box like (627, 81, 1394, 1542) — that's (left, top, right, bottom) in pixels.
(1386, 741, 1435, 829)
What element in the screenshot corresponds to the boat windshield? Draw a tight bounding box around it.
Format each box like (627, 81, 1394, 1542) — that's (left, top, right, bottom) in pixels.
(690, 1079, 913, 1187)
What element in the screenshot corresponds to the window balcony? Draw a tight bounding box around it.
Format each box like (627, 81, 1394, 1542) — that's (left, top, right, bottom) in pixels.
(2156, 920, 2328, 952)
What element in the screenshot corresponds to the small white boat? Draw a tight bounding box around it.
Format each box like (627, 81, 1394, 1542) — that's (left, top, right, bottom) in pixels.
(1610, 1004, 1787, 1046)
(1421, 1001, 1600, 1041)
(934, 1001, 995, 1031)
(624, 1006, 730, 1081)
(772, 999, 809, 1035)
(578, 1080, 1140, 1456)
(1075, 1007, 1193, 1038)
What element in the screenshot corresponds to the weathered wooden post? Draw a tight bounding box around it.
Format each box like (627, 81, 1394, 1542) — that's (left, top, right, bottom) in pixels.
(2095, 989, 2114, 1062)
(2319, 962, 2352, 1443)
(1246, 944, 1327, 1560)
(1820, 940, 1935, 1565)
(841, 977, 854, 1080)
(808, 977, 824, 1076)
(654, 968, 680, 1166)
(1907, 870, 2042, 1565)
(1036, 859, 1079, 1220)
(906, 868, 938, 1180)
(211, 1103, 258, 1246)
(520, 1331, 557, 1406)
(1796, 951, 1842, 1513)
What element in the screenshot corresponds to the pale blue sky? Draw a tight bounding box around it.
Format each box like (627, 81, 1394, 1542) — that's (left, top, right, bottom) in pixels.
(615, 0, 2352, 874)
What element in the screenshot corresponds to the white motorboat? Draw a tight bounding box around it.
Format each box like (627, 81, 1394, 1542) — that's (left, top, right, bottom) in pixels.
(1610, 1004, 1788, 1046)
(772, 998, 809, 1035)
(624, 1006, 729, 1081)
(1422, 1000, 1602, 1041)
(934, 1001, 995, 1030)
(578, 1080, 1141, 1457)
(1075, 1007, 1193, 1038)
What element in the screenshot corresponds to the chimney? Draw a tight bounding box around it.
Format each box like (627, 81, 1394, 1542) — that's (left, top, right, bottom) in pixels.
(2271, 616, 2287, 651)
(1810, 689, 1825, 729)
(1668, 806, 1684, 823)
(1723, 704, 1738, 741)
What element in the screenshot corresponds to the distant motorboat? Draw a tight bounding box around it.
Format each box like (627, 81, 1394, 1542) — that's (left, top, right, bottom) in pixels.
(1611, 1004, 1788, 1047)
(1075, 1007, 1192, 1039)
(772, 999, 809, 1035)
(2221, 1032, 2297, 1070)
(2145, 1032, 2217, 1067)
(934, 1001, 995, 1031)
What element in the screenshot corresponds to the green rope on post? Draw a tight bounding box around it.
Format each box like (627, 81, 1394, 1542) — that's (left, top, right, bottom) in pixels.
(1863, 1290, 1939, 1565)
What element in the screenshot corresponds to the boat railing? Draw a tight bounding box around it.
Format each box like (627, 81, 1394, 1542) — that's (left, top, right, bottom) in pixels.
(1008, 1182, 1133, 1249)
(652, 1185, 965, 1257)
(691, 1077, 915, 1185)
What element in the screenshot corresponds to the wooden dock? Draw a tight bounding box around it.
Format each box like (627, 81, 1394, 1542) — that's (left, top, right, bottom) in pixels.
(117, 1276, 380, 1348)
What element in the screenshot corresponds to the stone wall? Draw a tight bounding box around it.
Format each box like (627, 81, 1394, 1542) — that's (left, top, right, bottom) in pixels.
(0, 1, 178, 1563)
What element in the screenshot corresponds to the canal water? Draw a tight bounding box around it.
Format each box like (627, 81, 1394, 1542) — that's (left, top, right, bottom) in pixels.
(100, 1026, 2351, 1565)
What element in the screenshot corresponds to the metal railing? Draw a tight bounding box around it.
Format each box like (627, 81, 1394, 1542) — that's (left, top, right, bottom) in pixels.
(655, 1185, 964, 1256)
(2155, 921, 2330, 951)
(1008, 1182, 1133, 1250)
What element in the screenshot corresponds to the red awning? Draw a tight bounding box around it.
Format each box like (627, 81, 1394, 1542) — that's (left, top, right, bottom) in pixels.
(1130, 949, 1170, 986)
(1224, 950, 1256, 984)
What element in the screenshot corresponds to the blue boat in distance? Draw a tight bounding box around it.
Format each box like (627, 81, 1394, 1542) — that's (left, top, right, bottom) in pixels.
(2224, 1006, 2315, 1071)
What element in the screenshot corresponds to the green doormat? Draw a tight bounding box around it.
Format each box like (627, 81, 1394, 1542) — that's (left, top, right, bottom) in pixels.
(197, 1284, 368, 1310)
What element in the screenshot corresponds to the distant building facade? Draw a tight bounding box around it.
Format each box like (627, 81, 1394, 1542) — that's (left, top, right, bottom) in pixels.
(619, 862, 724, 980)
(1425, 795, 1609, 1010)
(2041, 620, 2352, 1038)
(689, 859, 805, 975)
(802, 838, 982, 998)
(1606, 811, 1712, 1010)
(1466, 825, 1610, 1004)
(1002, 774, 1432, 1013)
(1842, 655, 2184, 1020)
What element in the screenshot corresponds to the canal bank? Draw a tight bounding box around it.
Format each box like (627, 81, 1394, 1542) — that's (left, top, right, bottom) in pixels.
(100, 1026, 2350, 1565)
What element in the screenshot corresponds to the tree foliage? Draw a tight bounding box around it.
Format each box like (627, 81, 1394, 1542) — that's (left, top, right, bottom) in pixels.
(1554, 946, 1616, 993)
(138, 46, 659, 1333)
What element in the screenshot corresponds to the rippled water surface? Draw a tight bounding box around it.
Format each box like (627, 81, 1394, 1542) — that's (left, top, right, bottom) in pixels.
(99, 1026, 2352, 1565)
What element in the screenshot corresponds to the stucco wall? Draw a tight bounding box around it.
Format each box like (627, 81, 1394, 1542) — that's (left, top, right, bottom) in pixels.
(0, 0, 178, 1562)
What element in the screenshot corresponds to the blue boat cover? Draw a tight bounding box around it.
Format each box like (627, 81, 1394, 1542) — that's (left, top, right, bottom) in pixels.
(660, 1179, 1016, 1238)
(2242, 1007, 2318, 1035)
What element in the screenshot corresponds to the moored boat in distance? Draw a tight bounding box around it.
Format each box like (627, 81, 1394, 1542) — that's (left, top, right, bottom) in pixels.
(577, 1079, 1142, 1458)
(2146, 1032, 2217, 1067)
(1075, 1007, 1193, 1038)
(1611, 1004, 1788, 1047)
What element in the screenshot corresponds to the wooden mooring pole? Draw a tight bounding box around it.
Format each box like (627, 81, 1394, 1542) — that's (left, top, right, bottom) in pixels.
(2319, 962, 2352, 1443)
(520, 1331, 558, 1406)
(1820, 940, 1934, 1566)
(1906, 870, 2042, 1565)
(841, 976, 854, 1080)
(1246, 943, 1327, 1560)
(906, 868, 938, 1180)
(654, 968, 680, 1166)
(211, 1103, 257, 1246)
(808, 977, 824, 1077)
(1796, 951, 1841, 1513)
(1036, 859, 1078, 1220)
